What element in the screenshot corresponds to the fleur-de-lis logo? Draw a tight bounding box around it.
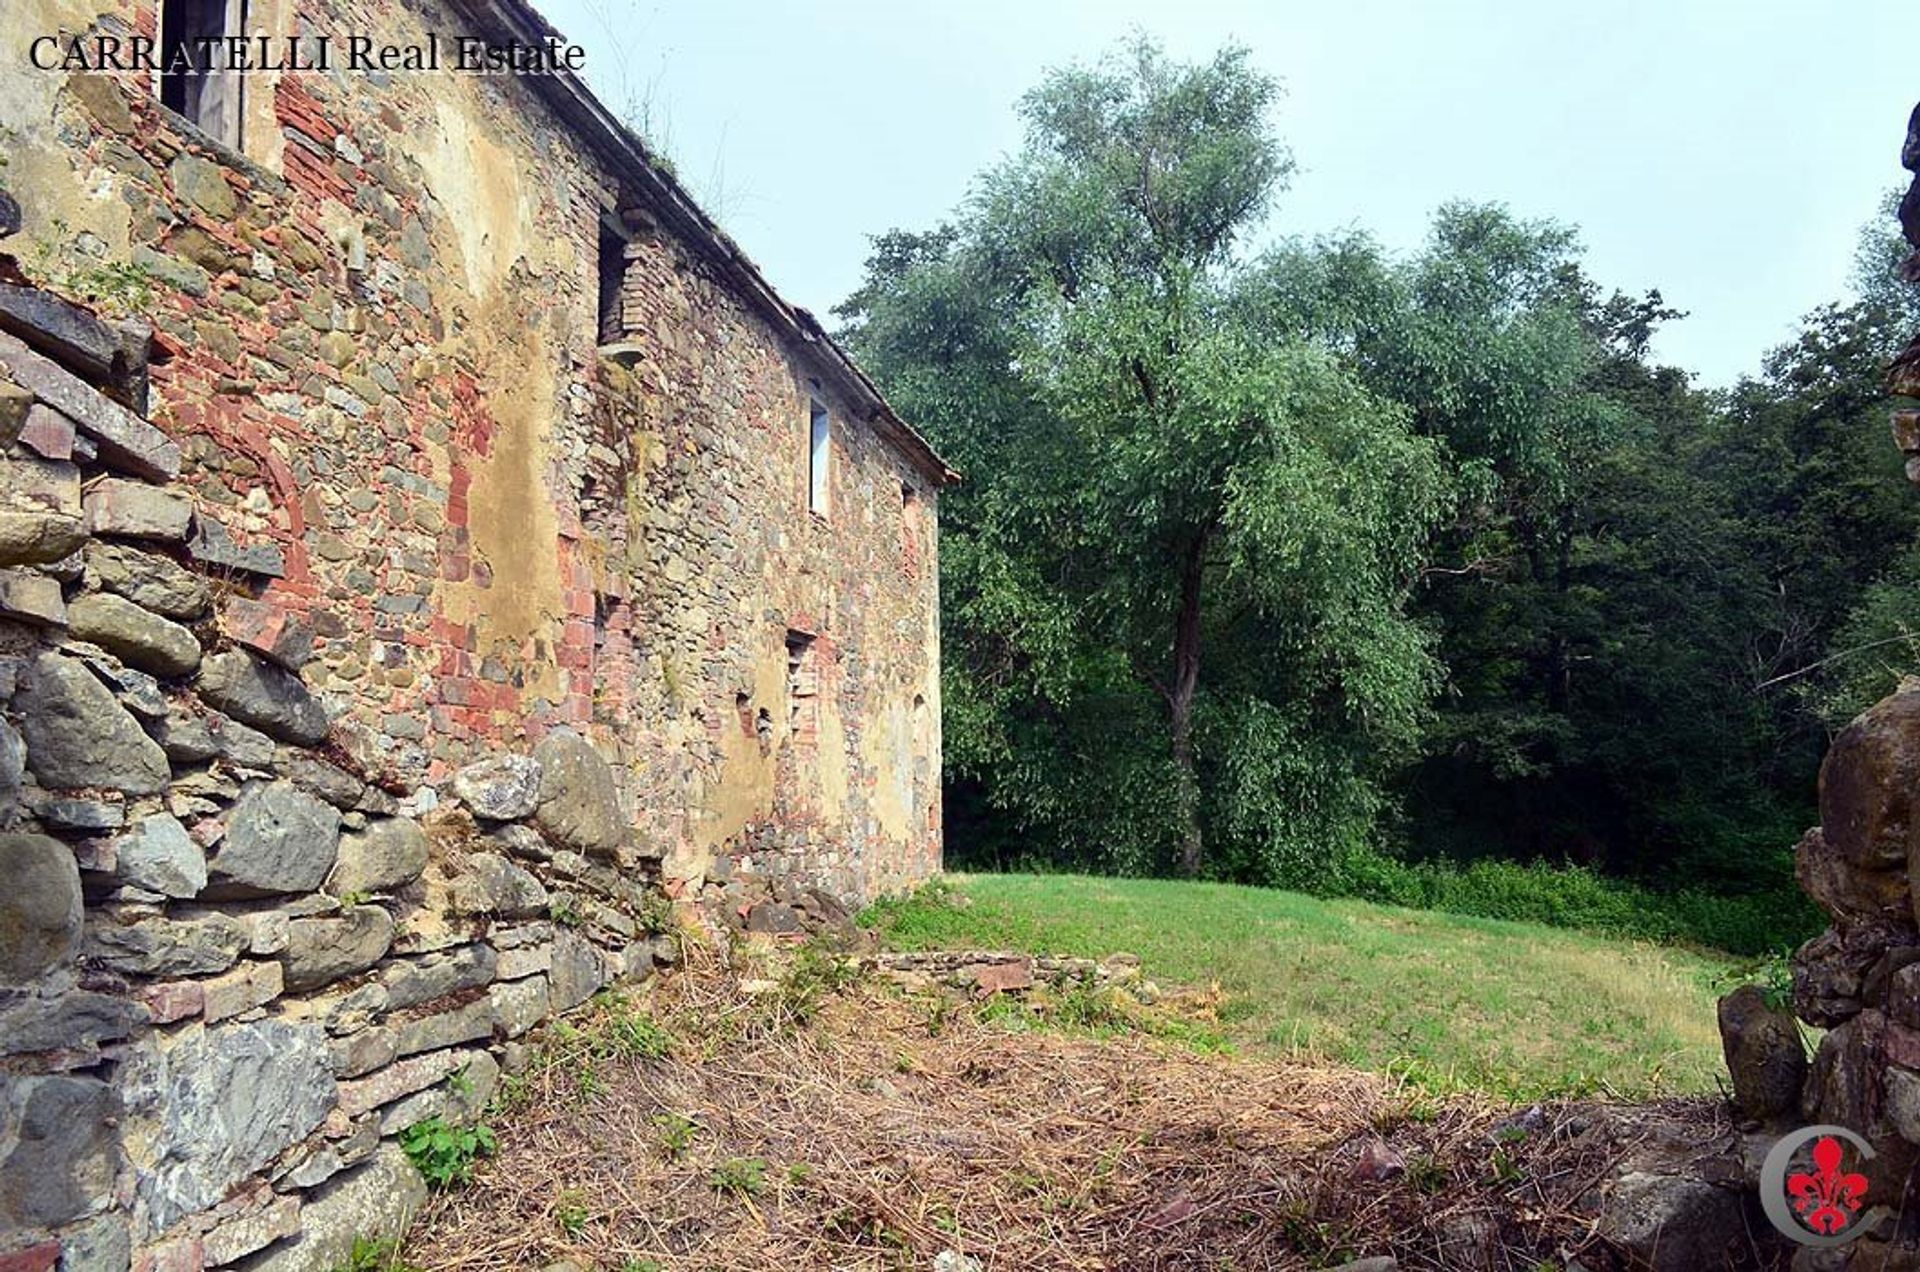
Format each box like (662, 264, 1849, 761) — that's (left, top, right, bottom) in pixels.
(1787, 1136, 1870, 1235)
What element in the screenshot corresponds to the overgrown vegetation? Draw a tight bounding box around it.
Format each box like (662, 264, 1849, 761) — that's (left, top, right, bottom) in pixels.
(865, 874, 1739, 1099)
(398, 1115, 496, 1190)
(837, 36, 1919, 942)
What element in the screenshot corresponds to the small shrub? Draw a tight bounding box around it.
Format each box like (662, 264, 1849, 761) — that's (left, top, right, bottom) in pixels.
(399, 1116, 496, 1189)
(555, 1189, 589, 1238)
(710, 1156, 768, 1198)
(651, 1112, 698, 1159)
(605, 1001, 674, 1061)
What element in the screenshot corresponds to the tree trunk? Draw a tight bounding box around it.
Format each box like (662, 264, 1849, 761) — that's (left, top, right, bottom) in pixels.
(1169, 533, 1207, 876)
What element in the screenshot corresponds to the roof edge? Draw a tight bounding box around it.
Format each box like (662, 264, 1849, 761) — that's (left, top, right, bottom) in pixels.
(444, 0, 958, 487)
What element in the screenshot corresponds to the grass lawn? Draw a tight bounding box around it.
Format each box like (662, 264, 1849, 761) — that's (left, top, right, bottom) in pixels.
(863, 872, 1747, 1101)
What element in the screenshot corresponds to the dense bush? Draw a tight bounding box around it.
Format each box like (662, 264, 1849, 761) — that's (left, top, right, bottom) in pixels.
(1291, 850, 1816, 956)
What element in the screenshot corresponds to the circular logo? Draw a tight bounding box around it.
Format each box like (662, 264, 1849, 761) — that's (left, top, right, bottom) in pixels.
(1759, 1125, 1876, 1247)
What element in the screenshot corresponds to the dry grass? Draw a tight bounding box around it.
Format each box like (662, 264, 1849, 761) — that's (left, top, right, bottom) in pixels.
(408, 941, 1734, 1272)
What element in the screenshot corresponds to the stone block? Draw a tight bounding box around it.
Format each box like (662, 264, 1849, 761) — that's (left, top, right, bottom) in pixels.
(390, 997, 494, 1058)
(67, 593, 201, 678)
(532, 729, 627, 857)
(494, 941, 550, 981)
(489, 974, 549, 1038)
(130, 1237, 203, 1272)
(380, 942, 496, 1011)
(282, 753, 364, 810)
(0, 1075, 120, 1230)
(449, 852, 547, 919)
(200, 1192, 298, 1266)
(206, 714, 275, 768)
(278, 905, 393, 992)
(328, 818, 427, 896)
(17, 404, 74, 460)
(208, 781, 340, 897)
(0, 570, 66, 625)
(0, 381, 31, 447)
(549, 929, 605, 1013)
(57, 1211, 130, 1272)
(16, 652, 169, 794)
(0, 454, 79, 516)
(0, 283, 136, 386)
(202, 960, 284, 1024)
(0, 512, 84, 568)
(84, 913, 245, 978)
(334, 1049, 463, 1118)
(126, 1019, 334, 1231)
(196, 651, 327, 747)
(0, 1241, 60, 1272)
(1716, 984, 1806, 1122)
(39, 798, 125, 833)
(376, 1088, 445, 1136)
(0, 991, 146, 1058)
(84, 541, 210, 620)
(238, 1148, 423, 1272)
(113, 813, 206, 899)
(218, 597, 313, 670)
(329, 1026, 397, 1079)
(85, 479, 191, 541)
(184, 518, 282, 579)
(1822, 688, 1920, 874)
(0, 833, 84, 984)
(449, 754, 540, 820)
(140, 980, 205, 1025)
(0, 333, 179, 481)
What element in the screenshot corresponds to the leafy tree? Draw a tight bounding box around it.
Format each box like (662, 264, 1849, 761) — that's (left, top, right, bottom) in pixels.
(841, 40, 1446, 878)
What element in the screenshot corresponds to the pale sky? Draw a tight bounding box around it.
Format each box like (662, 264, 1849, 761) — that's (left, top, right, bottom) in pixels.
(539, 0, 1918, 387)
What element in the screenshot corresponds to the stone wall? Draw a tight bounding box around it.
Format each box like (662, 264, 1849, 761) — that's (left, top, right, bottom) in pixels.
(0, 289, 683, 1270)
(0, 0, 948, 914)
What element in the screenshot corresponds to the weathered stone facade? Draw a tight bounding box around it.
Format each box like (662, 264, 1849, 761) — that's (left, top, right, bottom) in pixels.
(0, 0, 948, 1265)
(1, 0, 950, 910)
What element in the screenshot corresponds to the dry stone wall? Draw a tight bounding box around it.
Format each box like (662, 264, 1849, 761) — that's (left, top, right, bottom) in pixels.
(0, 296, 675, 1272)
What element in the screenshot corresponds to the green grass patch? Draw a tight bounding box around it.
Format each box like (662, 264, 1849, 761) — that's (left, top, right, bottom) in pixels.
(864, 873, 1746, 1100)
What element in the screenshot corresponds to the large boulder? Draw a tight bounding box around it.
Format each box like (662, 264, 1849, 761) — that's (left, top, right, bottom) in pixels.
(532, 729, 626, 857)
(279, 904, 394, 992)
(1822, 689, 1920, 875)
(196, 649, 328, 746)
(15, 651, 170, 794)
(1717, 985, 1808, 1122)
(66, 591, 201, 678)
(1596, 1171, 1753, 1272)
(122, 1019, 335, 1231)
(0, 832, 83, 984)
(328, 817, 428, 895)
(210, 780, 341, 896)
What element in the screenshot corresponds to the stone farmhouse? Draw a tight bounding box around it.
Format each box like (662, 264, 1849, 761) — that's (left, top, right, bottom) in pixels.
(0, 0, 950, 1265)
